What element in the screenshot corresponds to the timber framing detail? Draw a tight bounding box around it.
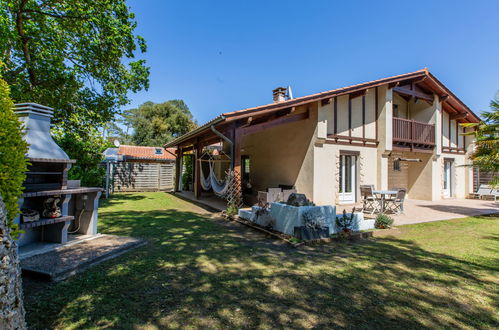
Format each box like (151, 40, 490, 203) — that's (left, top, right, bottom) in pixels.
(326, 134, 378, 148)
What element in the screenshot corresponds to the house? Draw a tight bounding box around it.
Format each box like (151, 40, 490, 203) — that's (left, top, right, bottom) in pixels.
(103, 145, 176, 192)
(164, 69, 480, 206)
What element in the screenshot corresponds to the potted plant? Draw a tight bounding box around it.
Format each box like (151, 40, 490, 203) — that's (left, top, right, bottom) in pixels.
(335, 208, 356, 238)
(294, 209, 329, 240)
(374, 213, 394, 229)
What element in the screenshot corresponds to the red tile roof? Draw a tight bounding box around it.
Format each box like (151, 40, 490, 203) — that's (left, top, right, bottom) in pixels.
(165, 69, 480, 148)
(118, 145, 175, 160)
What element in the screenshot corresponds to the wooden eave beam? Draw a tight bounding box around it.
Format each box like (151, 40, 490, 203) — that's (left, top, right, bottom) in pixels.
(393, 86, 434, 102)
(450, 112, 468, 120)
(241, 110, 309, 136)
(321, 98, 332, 106)
(349, 89, 367, 99)
(439, 94, 449, 102)
(388, 82, 400, 89)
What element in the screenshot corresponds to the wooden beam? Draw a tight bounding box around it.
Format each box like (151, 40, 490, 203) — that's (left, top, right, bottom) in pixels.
(321, 98, 332, 106)
(393, 86, 434, 102)
(388, 82, 400, 89)
(439, 94, 449, 102)
(174, 147, 181, 191)
(349, 89, 367, 99)
(334, 97, 338, 135)
(241, 111, 309, 136)
(450, 112, 468, 120)
(362, 95, 365, 141)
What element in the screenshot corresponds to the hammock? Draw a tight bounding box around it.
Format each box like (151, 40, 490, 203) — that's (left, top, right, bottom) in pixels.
(200, 162, 211, 191)
(209, 162, 231, 197)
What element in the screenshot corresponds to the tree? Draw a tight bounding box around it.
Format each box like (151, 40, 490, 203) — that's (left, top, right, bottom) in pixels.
(0, 0, 149, 131)
(127, 100, 197, 146)
(462, 94, 499, 187)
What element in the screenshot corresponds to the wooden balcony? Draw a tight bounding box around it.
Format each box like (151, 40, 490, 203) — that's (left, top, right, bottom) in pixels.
(393, 117, 435, 152)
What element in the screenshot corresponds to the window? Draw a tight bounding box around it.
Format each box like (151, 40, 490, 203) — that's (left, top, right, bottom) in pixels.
(393, 104, 399, 118)
(393, 159, 401, 171)
(155, 148, 163, 155)
(242, 156, 250, 180)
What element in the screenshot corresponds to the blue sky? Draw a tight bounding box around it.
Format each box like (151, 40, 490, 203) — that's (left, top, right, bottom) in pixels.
(126, 0, 499, 124)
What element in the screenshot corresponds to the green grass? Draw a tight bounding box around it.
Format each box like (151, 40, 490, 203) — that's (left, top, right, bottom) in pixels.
(24, 192, 499, 329)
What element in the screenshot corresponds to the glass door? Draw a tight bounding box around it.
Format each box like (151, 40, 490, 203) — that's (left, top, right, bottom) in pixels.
(339, 155, 356, 203)
(443, 160, 452, 198)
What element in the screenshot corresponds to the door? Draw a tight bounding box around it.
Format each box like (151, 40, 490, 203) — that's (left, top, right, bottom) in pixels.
(339, 155, 356, 203)
(443, 160, 452, 198)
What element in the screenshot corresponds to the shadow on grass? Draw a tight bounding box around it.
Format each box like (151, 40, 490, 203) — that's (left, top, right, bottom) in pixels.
(24, 207, 499, 329)
(99, 193, 149, 208)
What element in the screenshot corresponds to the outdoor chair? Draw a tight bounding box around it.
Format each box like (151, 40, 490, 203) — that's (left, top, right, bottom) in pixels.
(360, 185, 381, 215)
(385, 188, 407, 214)
(469, 184, 496, 201)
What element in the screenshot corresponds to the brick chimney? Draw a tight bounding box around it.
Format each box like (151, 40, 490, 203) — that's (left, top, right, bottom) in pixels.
(272, 87, 287, 103)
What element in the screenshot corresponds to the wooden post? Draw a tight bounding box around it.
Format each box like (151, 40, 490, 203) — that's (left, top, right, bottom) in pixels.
(194, 142, 202, 199)
(233, 127, 242, 205)
(174, 147, 181, 192)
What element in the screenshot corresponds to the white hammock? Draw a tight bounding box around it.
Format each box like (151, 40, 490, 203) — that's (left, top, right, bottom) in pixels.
(209, 162, 231, 197)
(200, 162, 212, 191)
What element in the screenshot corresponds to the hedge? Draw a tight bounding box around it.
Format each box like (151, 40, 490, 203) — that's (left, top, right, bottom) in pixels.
(0, 77, 28, 236)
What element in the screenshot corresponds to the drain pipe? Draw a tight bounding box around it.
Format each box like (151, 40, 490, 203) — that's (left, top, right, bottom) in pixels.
(210, 125, 234, 169)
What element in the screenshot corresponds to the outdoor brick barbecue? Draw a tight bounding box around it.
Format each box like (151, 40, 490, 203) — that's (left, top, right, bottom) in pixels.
(13, 103, 103, 249)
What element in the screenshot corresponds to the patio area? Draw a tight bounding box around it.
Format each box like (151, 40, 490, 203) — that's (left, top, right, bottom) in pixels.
(339, 198, 498, 225)
(177, 189, 497, 226)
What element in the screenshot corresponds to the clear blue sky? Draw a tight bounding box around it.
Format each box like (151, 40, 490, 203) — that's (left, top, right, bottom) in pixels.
(126, 0, 499, 124)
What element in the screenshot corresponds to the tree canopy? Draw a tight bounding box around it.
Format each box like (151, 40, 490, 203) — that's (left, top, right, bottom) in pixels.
(463, 94, 499, 187)
(119, 100, 197, 147)
(0, 0, 149, 131)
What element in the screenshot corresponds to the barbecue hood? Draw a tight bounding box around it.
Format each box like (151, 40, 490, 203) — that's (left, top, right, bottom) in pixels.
(14, 103, 70, 160)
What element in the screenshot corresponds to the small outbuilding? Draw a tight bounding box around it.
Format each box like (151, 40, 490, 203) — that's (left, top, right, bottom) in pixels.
(104, 145, 176, 192)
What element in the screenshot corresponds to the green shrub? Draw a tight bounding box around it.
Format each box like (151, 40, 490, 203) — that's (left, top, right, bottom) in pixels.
(226, 203, 238, 217)
(181, 155, 193, 190)
(375, 213, 394, 229)
(0, 77, 28, 236)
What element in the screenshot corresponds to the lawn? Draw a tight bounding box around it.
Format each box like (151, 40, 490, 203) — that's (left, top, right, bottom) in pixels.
(24, 192, 499, 329)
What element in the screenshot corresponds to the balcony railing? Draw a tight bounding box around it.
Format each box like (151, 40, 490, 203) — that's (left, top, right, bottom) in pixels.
(393, 117, 435, 146)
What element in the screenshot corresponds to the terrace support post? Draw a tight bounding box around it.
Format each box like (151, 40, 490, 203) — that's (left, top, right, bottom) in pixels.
(174, 147, 182, 192)
(233, 127, 243, 205)
(376, 85, 392, 190)
(194, 141, 202, 199)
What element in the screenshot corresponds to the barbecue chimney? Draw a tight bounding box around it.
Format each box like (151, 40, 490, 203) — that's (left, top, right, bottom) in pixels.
(14, 103, 69, 160)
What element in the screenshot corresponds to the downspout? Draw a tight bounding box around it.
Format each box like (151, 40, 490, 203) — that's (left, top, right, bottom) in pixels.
(210, 125, 234, 169)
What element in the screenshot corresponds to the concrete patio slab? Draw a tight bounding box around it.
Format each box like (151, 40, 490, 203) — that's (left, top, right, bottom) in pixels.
(21, 234, 146, 281)
(391, 199, 498, 225)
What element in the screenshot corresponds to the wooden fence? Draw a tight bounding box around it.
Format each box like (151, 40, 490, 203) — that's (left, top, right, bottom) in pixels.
(112, 161, 175, 192)
(473, 167, 496, 192)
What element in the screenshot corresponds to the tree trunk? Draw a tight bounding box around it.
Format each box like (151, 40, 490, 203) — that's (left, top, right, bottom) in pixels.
(0, 196, 26, 330)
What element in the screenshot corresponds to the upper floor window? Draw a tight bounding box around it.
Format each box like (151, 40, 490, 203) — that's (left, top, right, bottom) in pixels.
(393, 104, 399, 118)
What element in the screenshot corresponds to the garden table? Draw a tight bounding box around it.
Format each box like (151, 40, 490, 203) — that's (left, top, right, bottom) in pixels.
(373, 190, 398, 213)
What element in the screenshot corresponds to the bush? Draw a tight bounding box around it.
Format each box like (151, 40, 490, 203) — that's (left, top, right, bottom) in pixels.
(226, 203, 238, 217)
(375, 213, 394, 229)
(182, 155, 193, 190)
(0, 78, 28, 236)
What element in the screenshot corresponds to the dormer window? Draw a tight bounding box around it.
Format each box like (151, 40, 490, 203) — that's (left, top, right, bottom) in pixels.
(155, 148, 163, 155)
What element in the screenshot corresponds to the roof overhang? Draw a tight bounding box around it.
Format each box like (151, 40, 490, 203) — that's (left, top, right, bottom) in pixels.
(164, 69, 480, 148)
